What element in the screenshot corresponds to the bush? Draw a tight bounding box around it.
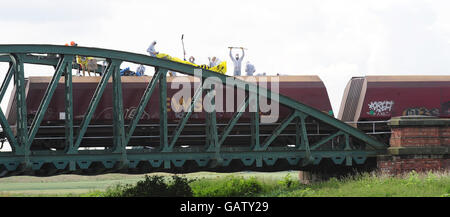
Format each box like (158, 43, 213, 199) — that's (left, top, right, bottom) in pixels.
(104, 175, 194, 197)
(191, 176, 263, 197)
(278, 173, 300, 189)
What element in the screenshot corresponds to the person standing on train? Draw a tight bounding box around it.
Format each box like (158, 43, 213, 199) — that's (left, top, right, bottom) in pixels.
(147, 41, 159, 57)
(245, 61, 256, 76)
(229, 47, 245, 76)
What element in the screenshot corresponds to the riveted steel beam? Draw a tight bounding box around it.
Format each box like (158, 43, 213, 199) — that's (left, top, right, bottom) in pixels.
(69, 59, 121, 154)
(205, 88, 219, 152)
(344, 133, 351, 151)
(164, 85, 203, 152)
(10, 54, 27, 156)
(295, 118, 301, 148)
(112, 61, 126, 154)
(310, 131, 344, 150)
(27, 56, 71, 148)
(64, 59, 74, 153)
(250, 94, 260, 151)
(124, 68, 165, 146)
(298, 112, 314, 165)
(159, 69, 168, 151)
(0, 55, 107, 74)
(218, 96, 249, 147)
(259, 111, 299, 151)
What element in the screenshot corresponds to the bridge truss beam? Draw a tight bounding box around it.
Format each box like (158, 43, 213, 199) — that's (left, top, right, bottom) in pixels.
(0, 45, 387, 176)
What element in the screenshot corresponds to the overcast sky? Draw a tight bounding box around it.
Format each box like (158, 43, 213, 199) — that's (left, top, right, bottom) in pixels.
(1, 0, 450, 114)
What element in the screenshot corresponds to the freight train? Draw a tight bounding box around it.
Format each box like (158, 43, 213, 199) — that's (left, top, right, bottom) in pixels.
(4, 75, 335, 151)
(2, 75, 449, 151)
(338, 75, 450, 142)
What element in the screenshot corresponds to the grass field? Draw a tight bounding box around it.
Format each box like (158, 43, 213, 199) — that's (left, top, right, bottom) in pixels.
(0, 171, 296, 196)
(0, 170, 449, 197)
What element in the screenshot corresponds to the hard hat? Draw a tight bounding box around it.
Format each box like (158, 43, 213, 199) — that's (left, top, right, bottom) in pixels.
(70, 41, 76, 46)
(65, 43, 69, 46)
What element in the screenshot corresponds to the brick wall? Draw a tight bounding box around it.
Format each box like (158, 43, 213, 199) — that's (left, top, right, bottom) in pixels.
(378, 157, 449, 174)
(390, 127, 449, 147)
(377, 116, 449, 175)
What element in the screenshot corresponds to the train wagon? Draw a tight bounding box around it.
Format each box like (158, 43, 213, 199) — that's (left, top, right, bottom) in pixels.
(5, 75, 334, 151)
(338, 75, 450, 143)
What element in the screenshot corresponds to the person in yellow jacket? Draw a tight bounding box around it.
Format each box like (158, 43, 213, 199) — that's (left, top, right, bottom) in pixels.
(76, 56, 94, 76)
(67, 41, 95, 76)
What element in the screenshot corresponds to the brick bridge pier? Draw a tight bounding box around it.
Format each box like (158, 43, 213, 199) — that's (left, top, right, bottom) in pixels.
(300, 116, 450, 183)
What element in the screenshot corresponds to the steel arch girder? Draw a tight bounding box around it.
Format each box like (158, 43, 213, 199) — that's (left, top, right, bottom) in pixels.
(0, 44, 387, 151)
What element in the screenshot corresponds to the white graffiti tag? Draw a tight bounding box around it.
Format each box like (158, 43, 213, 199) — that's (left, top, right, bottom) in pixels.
(368, 101, 394, 116)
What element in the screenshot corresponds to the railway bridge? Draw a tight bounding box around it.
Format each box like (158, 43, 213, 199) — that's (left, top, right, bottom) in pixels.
(0, 44, 423, 178)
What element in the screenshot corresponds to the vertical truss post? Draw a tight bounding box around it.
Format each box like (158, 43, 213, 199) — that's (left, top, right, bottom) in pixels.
(159, 69, 168, 151)
(205, 87, 218, 152)
(298, 112, 310, 152)
(110, 60, 128, 168)
(64, 58, 74, 153)
(295, 118, 301, 148)
(344, 133, 351, 151)
(298, 112, 313, 166)
(27, 56, 70, 148)
(250, 94, 260, 151)
(11, 54, 27, 156)
(204, 79, 210, 150)
(111, 60, 126, 153)
(69, 59, 118, 154)
(205, 106, 210, 147)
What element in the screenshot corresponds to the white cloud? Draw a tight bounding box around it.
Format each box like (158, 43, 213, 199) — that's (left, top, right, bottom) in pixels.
(0, 0, 449, 114)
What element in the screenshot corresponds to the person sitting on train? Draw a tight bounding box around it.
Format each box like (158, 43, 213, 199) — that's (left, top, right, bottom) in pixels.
(76, 56, 91, 76)
(245, 61, 256, 76)
(86, 58, 98, 77)
(147, 41, 159, 57)
(208, 56, 220, 68)
(136, 65, 146, 76)
(169, 70, 177, 77)
(189, 56, 196, 64)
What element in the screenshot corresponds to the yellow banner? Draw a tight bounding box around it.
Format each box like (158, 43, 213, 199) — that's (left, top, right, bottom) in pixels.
(156, 53, 227, 74)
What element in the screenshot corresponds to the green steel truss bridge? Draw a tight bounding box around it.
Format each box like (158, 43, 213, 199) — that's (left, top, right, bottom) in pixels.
(0, 45, 387, 177)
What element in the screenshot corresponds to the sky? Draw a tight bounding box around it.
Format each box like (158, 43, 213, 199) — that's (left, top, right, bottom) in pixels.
(1, 0, 450, 114)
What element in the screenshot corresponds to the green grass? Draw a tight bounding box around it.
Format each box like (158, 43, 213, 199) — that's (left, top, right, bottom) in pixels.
(265, 171, 450, 197)
(0, 171, 449, 197)
(0, 171, 295, 197)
